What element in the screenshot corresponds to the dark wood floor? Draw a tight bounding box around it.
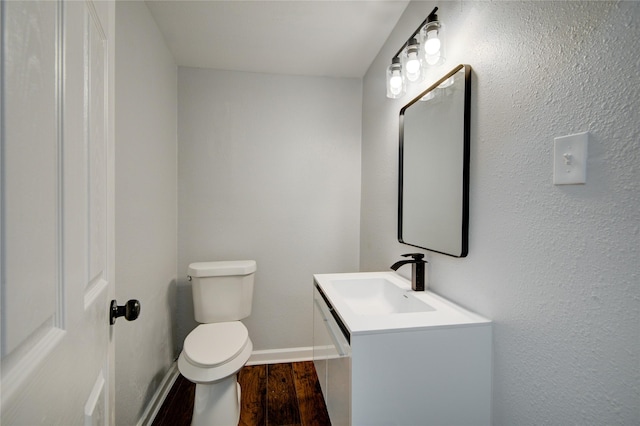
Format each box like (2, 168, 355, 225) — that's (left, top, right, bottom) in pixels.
(152, 361, 331, 426)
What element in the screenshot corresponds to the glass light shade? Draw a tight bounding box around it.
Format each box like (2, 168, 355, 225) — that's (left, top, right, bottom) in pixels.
(402, 38, 423, 83)
(422, 21, 445, 66)
(386, 59, 406, 98)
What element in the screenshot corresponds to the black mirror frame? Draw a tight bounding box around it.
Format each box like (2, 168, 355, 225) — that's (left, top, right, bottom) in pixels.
(398, 64, 471, 258)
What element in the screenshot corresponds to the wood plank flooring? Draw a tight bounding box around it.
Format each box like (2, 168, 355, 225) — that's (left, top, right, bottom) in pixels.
(152, 362, 331, 426)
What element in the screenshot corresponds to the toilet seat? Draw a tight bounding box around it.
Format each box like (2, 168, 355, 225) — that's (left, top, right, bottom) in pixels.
(183, 322, 249, 368)
(178, 321, 253, 384)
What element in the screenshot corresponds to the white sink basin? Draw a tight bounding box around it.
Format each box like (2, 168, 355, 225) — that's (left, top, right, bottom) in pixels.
(314, 271, 490, 335)
(329, 277, 434, 315)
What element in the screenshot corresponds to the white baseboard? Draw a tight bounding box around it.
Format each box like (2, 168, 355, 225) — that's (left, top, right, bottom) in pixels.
(247, 346, 313, 365)
(138, 363, 180, 426)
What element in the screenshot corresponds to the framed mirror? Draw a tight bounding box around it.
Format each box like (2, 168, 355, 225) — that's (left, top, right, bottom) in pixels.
(398, 64, 471, 257)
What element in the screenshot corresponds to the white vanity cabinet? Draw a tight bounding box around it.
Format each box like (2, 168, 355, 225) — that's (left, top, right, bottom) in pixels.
(313, 286, 351, 425)
(312, 273, 492, 426)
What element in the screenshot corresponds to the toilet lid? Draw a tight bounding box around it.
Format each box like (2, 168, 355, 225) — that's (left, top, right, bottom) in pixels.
(183, 322, 249, 368)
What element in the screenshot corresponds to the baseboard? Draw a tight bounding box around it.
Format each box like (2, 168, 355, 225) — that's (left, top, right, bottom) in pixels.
(138, 362, 180, 426)
(247, 346, 313, 365)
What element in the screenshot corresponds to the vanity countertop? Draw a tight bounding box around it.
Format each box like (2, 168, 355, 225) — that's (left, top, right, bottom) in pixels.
(313, 271, 490, 336)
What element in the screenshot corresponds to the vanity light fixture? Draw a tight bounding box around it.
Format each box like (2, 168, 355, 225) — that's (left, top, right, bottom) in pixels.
(386, 6, 446, 99)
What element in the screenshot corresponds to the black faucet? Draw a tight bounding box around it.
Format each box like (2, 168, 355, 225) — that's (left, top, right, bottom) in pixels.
(390, 253, 428, 291)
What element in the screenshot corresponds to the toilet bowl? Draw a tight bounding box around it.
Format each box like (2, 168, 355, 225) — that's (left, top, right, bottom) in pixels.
(178, 260, 256, 426)
(178, 322, 253, 425)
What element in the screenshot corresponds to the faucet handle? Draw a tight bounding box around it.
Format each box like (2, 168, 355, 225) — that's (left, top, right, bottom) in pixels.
(401, 253, 426, 262)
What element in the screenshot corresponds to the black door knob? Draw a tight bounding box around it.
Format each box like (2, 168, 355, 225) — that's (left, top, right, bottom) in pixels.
(110, 299, 141, 325)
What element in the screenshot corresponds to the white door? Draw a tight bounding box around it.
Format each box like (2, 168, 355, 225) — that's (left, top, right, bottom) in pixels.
(1, 1, 116, 424)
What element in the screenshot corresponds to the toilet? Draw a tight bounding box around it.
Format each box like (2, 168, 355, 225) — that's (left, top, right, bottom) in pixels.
(178, 260, 256, 426)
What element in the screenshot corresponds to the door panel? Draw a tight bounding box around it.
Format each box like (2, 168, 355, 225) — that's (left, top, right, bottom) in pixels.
(1, 1, 115, 424)
(2, 0, 62, 362)
(87, 0, 107, 297)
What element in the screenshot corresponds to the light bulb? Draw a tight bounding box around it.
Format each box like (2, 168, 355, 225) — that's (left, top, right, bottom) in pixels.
(389, 73, 403, 95)
(406, 54, 420, 74)
(424, 30, 441, 56)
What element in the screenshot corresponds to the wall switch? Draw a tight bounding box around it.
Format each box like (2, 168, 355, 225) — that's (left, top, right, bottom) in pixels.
(553, 132, 589, 185)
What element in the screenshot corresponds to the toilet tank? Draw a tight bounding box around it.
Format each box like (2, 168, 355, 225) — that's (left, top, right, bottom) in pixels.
(188, 260, 256, 323)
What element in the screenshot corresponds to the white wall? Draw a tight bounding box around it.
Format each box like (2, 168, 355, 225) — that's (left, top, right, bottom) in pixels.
(177, 68, 361, 352)
(362, 1, 639, 424)
(115, 3, 177, 425)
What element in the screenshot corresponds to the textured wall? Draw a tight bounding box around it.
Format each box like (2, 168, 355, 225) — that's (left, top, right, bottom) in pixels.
(361, 1, 639, 424)
(177, 68, 361, 351)
(114, 3, 177, 425)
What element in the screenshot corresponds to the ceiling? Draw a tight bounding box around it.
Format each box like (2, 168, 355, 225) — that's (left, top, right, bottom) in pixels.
(145, 0, 410, 78)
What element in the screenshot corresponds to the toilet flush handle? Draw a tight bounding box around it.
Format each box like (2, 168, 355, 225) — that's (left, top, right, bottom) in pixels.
(110, 299, 141, 325)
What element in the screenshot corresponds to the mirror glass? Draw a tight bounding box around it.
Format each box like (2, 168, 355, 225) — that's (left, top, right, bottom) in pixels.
(398, 64, 470, 257)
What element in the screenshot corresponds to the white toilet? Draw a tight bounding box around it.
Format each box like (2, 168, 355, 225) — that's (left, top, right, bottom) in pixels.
(178, 260, 256, 426)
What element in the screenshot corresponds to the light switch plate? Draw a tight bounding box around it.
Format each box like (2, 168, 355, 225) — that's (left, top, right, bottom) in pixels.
(553, 132, 588, 185)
